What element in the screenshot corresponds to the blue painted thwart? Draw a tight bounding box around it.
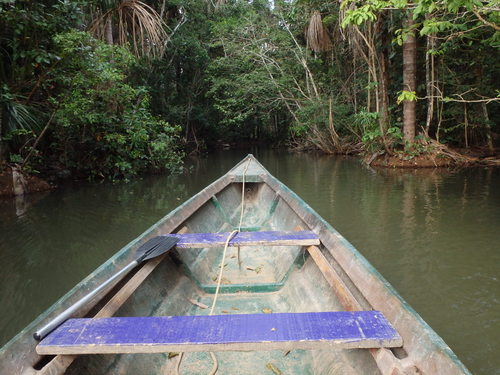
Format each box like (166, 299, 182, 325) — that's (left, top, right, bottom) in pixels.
(37, 311, 402, 354)
(163, 230, 319, 248)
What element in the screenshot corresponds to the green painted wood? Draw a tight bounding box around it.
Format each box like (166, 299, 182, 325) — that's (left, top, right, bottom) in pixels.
(210, 196, 233, 227)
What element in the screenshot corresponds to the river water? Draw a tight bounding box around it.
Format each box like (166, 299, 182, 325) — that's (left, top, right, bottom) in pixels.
(0, 150, 498, 374)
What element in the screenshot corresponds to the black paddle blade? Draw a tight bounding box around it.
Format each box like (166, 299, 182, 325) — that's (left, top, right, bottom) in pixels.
(136, 236, 180, 262)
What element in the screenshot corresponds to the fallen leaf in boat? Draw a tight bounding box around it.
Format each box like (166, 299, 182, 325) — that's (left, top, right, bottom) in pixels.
(246, 265, 263, 273)
(231, 306, 239, 310)
(187, 298, 208, 309)
(221, 310, 230, 313)
(266, 363, 282, 375)
(168, 352, 179, 359)
(262, 308, 273, 314)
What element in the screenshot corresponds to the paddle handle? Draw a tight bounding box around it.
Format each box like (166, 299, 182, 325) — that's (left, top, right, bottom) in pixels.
(34, 260, 139, 341)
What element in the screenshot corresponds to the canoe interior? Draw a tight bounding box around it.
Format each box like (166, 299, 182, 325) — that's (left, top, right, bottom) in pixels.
(61, 180, 379, 374)
(177, 182, 311, 292)
(0, 155, 470, 375)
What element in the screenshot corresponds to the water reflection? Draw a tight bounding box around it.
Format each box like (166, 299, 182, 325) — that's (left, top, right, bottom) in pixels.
(254, 153, 499, 375)
(0, 174, 190, 346)
(0, 151, 498, 375)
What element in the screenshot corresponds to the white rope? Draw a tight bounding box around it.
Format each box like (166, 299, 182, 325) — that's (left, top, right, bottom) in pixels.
(175, 158, 251, 375)
(209, 229, 238, 314)
(237, 159, 251, 230)
(211, 158, 251, 313)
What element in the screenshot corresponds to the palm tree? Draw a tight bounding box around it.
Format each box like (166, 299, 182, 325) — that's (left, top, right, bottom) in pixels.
(305, 11, 332, 53)
(89, 0, 169, 59)
(0, 87, 43, 164)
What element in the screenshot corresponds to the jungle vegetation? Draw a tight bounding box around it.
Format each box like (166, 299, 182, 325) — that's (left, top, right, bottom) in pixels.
(1, 0, 498, 179)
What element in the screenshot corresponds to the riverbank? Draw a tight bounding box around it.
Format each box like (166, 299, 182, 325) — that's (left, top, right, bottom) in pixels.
(365, 143, 500, 168)
(367, 152, 500, 168)
(1, 145, 498, 197)
(0, 166, 52, 197)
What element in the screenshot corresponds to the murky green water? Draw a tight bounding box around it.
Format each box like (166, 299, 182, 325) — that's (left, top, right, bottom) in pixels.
(1, 150, 498, 374)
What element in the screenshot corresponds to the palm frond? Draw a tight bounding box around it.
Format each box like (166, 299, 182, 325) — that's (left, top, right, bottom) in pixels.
(0, 97, 44, 152)
(3, 100, 42, 134)
(306, 11, 332, 53)
(90, 0, 169, 59)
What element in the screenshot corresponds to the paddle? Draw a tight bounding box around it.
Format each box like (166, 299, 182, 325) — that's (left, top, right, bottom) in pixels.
(33, 236, 179, 341)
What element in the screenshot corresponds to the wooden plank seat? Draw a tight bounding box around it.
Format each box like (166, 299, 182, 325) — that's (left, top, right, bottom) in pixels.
(36, 311, 402, 355)
(162, 230, 320, 248)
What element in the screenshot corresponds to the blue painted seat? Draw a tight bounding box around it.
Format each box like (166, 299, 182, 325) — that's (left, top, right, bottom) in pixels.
(162, 230, 320, 248)
(36, 311, 402, 355)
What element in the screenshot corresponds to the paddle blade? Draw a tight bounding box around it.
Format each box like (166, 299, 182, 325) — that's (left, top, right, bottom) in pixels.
(136, 236, 179, 262)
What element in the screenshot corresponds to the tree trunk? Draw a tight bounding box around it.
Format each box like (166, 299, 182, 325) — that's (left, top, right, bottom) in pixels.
(477, 66, 494, 155)
(377, 12, 390, 134)
(403, 12, 416, 145)
(481, 102, 494, 155)
(353, 55, 358, 113)
(0, 108, 3, 163)
(425, 26, 435, 135)
(378, 43, 390, 134)
(463, 103, 469, 148)
(105, 17, 114, 45)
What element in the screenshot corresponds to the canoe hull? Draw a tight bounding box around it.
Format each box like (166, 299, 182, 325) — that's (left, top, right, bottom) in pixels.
(0, 155, 470, 375)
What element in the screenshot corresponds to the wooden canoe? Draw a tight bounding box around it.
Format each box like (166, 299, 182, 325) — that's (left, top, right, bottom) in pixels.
(0, 155, 471, 375)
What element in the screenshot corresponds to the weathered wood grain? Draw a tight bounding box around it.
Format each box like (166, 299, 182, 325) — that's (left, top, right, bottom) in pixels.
(164, 230, 320, 248)
(34, 228, 195, 374)
(35, 255, 167, 374)
(306, 245, 362, 312)
(37, 311, 402, 355)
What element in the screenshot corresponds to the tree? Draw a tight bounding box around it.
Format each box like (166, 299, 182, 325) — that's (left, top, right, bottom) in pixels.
(48, 31, 183, 179)
(0, 0, 85, 164)
(341, 0, 499, 153)
(402, 10, 416, 144)
(88, 0, 169, 58)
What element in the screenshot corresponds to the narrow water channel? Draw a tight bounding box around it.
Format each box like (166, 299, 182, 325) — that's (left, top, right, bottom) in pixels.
(0, 150, 498, 374)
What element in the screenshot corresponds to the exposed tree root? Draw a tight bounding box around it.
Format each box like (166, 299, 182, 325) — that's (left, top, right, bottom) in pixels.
(426, 139, 500, 166)
(366, 139, 499, 168)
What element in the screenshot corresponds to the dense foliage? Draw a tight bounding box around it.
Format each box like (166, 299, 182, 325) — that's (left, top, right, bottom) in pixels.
(49, 31, 183, 179)
(0, 0, 183, 179)
(0, 0, 498, 179)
